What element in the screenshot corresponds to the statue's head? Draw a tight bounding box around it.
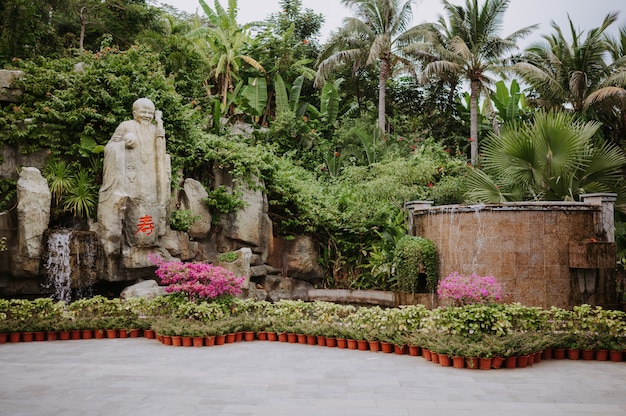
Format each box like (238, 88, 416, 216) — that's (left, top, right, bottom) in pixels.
(132, 98, 156, 125)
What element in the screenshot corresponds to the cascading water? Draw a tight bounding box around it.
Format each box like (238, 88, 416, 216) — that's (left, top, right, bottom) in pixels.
(45, 230, 72, 303)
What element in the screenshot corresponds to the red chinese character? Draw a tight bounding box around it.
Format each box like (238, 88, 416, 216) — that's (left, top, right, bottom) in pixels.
(135, 215, 154, 236)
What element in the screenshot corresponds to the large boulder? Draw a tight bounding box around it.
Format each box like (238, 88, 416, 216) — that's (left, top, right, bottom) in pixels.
(180, 178, 212, 239)
(120, 279, 166, 300)
(15, 167, 51, 275)
(268, 235, 325, 284)
(213, 169, 272, 263)
(263, 275, 313, 302)
(216, 247, 252, 289)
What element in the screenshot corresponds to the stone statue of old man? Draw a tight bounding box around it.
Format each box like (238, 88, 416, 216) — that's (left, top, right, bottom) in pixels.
(98, 98, 171, 264)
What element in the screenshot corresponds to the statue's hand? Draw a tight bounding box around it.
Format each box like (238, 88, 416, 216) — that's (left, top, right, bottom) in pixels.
(124, 132, 137, 149)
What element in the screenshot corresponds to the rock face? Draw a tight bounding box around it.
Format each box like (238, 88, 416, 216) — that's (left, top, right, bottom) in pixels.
(15, 167, 51, 276)
(214, 169, 272, 264)
(120, 279, 166, 300)
(268, 235, 325, 284)
(180, 178, 212, 239)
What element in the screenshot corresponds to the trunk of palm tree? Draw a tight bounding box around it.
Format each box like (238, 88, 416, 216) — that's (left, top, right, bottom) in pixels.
(469, 79, 479, 165)
(79, 6, 86, 52)
(378, 57, 390, 132)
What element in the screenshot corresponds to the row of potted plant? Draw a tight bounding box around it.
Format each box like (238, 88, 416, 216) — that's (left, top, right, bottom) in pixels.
(2, 297, 626, 367)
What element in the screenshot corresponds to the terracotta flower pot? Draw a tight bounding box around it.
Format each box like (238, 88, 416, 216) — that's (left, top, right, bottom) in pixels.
(35, 332, 46, 341)
(431, 352, 440, 364)
(278, 333, 288, 342)
(118, 330, 128, 338)
(581, 349, 595, 360)
(287, 333, 297, 343)
(567, 348, 580, 360)
(46, 331, 57, 341)
(452, 356, 465, 369)
(325, 337, 337, 347)
(306, 335, 317, 345)
(235, 332, 243, 342)
(381, 341, 393, 353)
(610, 350, 623, 362)
(368, 340, 381, 352)
(267, 332, 277, 341)
(70, 330, 82, 340)
(316, 335, 326, 346)
(296, 334, 306, 344)
(357, 340, 369, 351)
(257, 331, 268, 341)
(439, 353, 451, 367)
(226, 333, 236, 343)
(59, 331, 70, 341)
(205, 335, 216, 346)
(491, 356, 505, 369)
(422, 348, 432, 361)
(245, 331, 256, 342)
(596, 349, 609, 361)
(106, 329, 118, 339)
(171, 336, 182, 346)
(346, 339, 358, 350)
(94, 330, 105, 339)
(336, 338, 347, 348)
(553, 348, 566, 360)
(144, 329, 156, 339)
(542, 348, 553, 360)
(505, 356, 517, 369)
(193, 337, 204, 347)
(394, 344, 406, 355)
(0, 333, 7, 344)
(162, 335, 172, 345)
(215, 335, 226, 345)
(9, 332, 21, 342)
(22, 332, 34, 342)
(408, 345, 421, 356)
(517, 355, 530, 368)
(465, 357, 479, 369)
(534, 351, 542, 364)
(479, 357, 492, 370)
(128, 329, 140, 338)
(181, 336, 193, 347)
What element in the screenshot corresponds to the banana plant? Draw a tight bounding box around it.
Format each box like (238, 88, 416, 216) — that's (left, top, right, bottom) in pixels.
(274, 74, 308, 117)
(307, 78, 343, 127)
(490, 79, 530, 126)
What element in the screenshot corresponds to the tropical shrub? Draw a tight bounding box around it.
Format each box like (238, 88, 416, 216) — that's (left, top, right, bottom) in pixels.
(437, 272, 504, 306)
(394, 235, 438, 293)
(148, 254, 245, 302)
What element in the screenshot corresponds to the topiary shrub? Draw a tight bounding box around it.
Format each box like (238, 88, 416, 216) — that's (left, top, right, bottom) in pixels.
(393, 235, 438, 293)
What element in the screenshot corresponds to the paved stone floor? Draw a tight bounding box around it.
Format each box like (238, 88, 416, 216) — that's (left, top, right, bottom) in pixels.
(1, 338, 626, 416)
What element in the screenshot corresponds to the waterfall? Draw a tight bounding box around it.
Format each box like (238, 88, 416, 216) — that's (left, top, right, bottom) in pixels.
(45, 230, 72, 303)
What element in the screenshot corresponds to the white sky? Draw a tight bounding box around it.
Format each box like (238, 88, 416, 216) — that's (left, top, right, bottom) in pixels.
(158, 0, 625, 47)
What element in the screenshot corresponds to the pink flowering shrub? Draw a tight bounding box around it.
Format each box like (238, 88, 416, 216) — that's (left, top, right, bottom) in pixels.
(437, 272, 503, 306)
(148, 254, 244, 302)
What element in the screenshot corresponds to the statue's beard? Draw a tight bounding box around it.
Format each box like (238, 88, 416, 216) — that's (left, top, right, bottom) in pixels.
(138, 118, 151, 126)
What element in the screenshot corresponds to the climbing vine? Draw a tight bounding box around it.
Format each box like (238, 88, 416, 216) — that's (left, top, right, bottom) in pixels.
(393, 235, 438, 293)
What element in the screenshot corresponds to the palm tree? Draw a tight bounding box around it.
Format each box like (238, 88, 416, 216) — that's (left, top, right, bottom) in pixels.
(415, 0, 536, 165)
(464, 111, 626, 205)
(512, 12, 626, 114)
(315, 0, 424, 132)
(190, 0, 265, 109)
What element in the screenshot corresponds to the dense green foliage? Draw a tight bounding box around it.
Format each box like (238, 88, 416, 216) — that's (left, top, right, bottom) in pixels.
(394, 236, 439, 293)
(1, 0, 625, 291)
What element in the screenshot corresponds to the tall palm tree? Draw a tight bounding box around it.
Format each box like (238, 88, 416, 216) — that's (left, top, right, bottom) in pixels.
(190, 0, 265, 109)
(315, 0, 424, 132)
(511, 12, 626, 114)
(415, 0, 536, 165)
(464, 111, 626, 205)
